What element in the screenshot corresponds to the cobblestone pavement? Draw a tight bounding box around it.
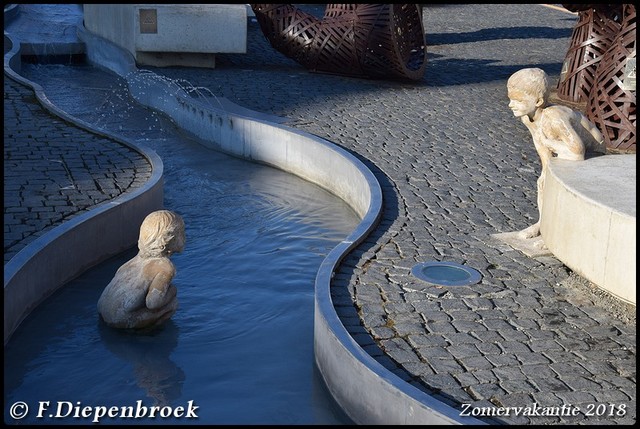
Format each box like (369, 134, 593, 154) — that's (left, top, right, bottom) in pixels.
(4, 4, 636, 425)
(4, 50, 152, 264)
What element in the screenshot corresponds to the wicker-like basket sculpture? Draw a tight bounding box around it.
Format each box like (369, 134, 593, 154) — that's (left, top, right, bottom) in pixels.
(557, 4, 623, 103)
(250, 4, 426, 81)
(586, 4, 636, 152)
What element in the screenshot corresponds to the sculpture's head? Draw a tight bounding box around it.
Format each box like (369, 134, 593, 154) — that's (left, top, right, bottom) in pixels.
(507, 68, 550, 119)
(138, 210, 186, 258)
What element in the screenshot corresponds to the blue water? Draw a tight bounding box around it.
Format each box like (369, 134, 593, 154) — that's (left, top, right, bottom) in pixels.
(4, 64, 359, 424)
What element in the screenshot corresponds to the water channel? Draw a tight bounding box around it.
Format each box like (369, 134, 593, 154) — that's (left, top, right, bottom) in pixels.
(4, 62, 359, 424)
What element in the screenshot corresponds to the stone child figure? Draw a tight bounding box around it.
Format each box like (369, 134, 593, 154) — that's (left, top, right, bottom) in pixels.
(98, 210, 186, 330)
(506, 67, 605, 242)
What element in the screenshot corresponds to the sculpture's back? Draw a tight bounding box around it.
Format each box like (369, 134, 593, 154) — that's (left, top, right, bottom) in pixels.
(98, 210, 185, 330)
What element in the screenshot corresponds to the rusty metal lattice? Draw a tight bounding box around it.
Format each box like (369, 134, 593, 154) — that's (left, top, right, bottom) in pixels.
(586, 4, 636, 152)
(557, 5, 623, 103)
(250, 4, 426, 81)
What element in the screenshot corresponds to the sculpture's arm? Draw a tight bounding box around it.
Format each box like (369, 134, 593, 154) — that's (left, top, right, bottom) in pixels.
(580, 115, 606, 153)
(581, 115, 604, 142)
(145, 261, 176, 310)
(540, 114, 586, 161)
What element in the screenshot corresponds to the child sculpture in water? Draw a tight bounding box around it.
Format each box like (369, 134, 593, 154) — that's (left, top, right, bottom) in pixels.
(506, 68, 605, 243)
(98, 210, 186, 330)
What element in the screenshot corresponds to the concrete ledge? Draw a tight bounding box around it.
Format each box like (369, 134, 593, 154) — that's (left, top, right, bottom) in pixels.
(135, 51, 215, 69)
(4, 4, 85, 58)
(3, 32, 164, 344)
(541, 155, 636, 305)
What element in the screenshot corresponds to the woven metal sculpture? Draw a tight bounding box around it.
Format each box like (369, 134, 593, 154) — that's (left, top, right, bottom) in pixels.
(586, 4, 636, 152)
(557, 4, 623, 103)
(250, 4, 426, 81)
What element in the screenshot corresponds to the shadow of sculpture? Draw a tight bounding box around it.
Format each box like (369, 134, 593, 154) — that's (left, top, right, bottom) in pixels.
(427, 26, 573, 46)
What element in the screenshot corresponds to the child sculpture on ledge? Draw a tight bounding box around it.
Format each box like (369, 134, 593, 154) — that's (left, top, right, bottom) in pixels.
(506, 68, 605, 244)
(98, 210, 186, 330)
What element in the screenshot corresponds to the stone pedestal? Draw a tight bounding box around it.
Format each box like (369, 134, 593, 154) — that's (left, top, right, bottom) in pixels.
(83, 4, 247, 68)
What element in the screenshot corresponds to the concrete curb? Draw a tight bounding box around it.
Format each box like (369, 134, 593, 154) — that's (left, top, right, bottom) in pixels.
(3, 32, 164, 345)
(541, 155, 636, 305)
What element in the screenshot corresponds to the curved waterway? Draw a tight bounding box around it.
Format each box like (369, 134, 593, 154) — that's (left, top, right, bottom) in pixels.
(4, 63, 359, 424)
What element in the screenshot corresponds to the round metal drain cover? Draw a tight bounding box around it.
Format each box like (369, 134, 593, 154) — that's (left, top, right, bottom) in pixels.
(411, 261, 481, 286)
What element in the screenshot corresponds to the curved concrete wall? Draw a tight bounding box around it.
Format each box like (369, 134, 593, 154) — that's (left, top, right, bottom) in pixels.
(3, 33, 164, 344)
(541, 155, 636, 305)
(78, 23, 484, 424)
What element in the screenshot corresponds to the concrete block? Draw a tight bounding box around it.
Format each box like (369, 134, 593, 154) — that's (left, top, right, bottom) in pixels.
(541, 155, 636, 305)
(83, 4, 246, 68)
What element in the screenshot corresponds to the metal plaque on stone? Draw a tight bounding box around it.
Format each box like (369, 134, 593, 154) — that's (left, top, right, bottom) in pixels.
(140, 9, 157, 34)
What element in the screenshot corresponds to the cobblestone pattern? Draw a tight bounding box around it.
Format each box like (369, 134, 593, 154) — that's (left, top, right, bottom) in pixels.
(154, 4, 636, 425)
(3, 77, 152, 264)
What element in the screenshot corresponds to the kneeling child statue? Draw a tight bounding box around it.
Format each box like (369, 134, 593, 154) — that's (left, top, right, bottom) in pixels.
(506, 67, 606, 244)
(98, 210, 186, 330)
